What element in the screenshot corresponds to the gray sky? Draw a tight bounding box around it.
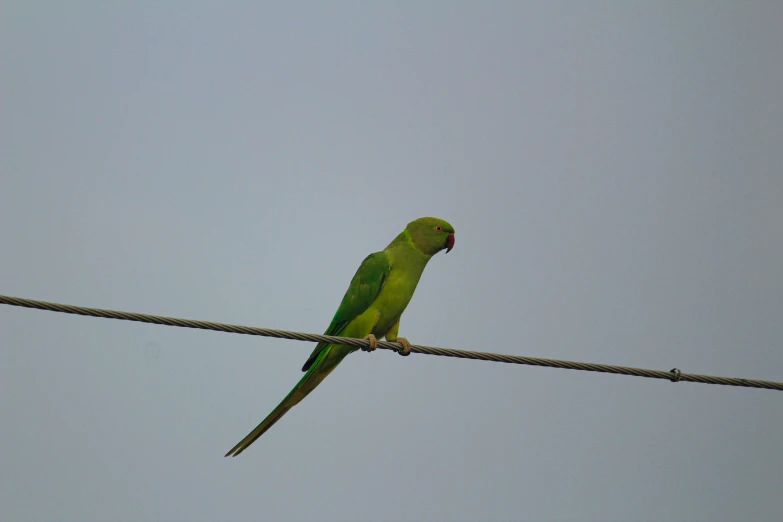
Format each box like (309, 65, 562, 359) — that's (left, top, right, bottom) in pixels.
(2, 2, 782, 521)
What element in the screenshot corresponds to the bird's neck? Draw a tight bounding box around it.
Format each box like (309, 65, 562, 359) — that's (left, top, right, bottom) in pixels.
(385, 229, 432, 272)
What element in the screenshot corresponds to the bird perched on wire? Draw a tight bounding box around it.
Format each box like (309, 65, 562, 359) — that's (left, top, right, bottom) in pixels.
(225, 216, 455, 456)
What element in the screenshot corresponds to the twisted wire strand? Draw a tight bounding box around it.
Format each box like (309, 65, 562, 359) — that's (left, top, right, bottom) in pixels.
(2, 294, 781, 391)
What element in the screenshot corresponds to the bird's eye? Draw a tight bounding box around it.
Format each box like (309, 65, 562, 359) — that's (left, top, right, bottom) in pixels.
(434, 225, 443, 232)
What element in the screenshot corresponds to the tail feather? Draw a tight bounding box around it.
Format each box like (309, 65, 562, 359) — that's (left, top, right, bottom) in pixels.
(224, 345, 342, 457)
(224, 402, 293, 457)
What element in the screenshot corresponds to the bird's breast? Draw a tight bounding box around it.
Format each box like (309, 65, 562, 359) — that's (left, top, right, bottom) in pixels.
(370, 267, 424, 335)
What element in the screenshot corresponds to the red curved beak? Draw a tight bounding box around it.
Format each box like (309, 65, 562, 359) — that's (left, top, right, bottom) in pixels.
(445, 233, 455, 253)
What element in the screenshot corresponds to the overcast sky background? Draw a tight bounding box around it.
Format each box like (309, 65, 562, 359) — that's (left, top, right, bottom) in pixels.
(2, 2, 782, 522)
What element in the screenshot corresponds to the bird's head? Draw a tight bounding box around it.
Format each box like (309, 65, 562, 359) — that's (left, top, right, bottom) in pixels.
(407, 217, 455, 256)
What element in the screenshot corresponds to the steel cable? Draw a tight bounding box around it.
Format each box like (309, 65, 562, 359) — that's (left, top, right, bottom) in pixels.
(2, 294, 781, 391)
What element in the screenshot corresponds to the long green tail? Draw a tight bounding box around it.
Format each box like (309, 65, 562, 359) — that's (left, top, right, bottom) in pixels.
(224, 346, 342, 457)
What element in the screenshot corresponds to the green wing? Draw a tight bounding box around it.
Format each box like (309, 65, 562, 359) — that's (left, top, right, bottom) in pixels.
(301, 251, 391, 371)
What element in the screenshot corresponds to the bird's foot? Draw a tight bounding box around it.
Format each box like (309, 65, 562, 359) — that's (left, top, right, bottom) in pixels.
(362, 334, 378, 352)
(395, 337, 411, 357)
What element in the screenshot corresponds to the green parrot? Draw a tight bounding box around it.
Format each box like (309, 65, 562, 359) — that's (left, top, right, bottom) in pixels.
(225, 216, 455, 456)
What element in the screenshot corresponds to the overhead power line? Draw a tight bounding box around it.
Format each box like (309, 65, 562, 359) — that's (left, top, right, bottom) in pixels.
(1, 294, 781, 391)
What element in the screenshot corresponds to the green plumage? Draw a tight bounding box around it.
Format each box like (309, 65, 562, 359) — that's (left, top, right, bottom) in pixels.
(301, 251, 391, 372)
(225, 217, 455, 457)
